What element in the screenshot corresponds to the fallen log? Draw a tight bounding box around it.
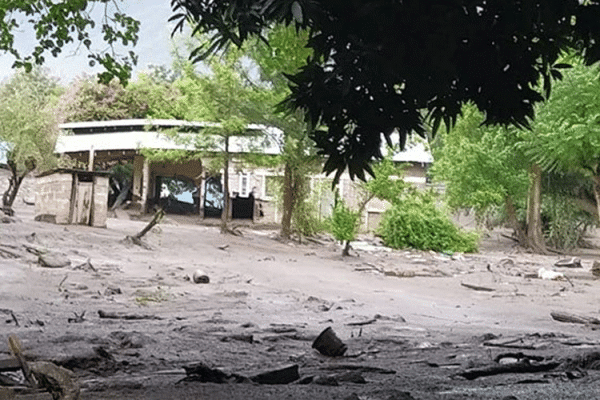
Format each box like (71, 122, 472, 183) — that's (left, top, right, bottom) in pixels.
(97, 310, 163, 320)
(550, 311, 600, 326)
(458, 360, 560, 380)
(460, 282, 495, 292)
(125, 208, 164, 246)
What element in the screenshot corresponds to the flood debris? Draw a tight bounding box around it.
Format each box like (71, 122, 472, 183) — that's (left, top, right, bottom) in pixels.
(554, 257, 582, 268)
(458, 358, 560, 380)
(97, 310, 163, 320)
(103, 286, 122, 296)
(73, 258, 96, 273)
(550, 311, 600, 326)
(3, 335, 80, 400)
(592, 260, 600, 277)
(180, 362, 245, 384)
(312, 327, 348, 357)
(124, 208, 164, 247)
(460, 282, 495, 292)
(67, 311, 86, 324)
(39, 252, 71, 268)
(250, 364, 300, 384)
(30, 361, 80, 400)
(537, 267, 565, 281)
(192, 269, 209, 284)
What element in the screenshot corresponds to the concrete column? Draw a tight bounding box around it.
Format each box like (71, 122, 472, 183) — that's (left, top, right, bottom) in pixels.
(141, 157, 150, 213)
(88, 146, 95, 171)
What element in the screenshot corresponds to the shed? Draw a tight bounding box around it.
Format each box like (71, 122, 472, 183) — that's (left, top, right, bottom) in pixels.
(35, 169, 110, 227)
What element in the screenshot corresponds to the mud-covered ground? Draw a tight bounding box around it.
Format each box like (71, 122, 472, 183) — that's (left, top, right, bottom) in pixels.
(2, 173, 600, 400)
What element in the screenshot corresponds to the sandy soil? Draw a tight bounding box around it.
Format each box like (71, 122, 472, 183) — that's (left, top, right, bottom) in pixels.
(2, 173, 600, 399)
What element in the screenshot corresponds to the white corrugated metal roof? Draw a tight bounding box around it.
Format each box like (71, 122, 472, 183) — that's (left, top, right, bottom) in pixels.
(56, 119, 282, 155)
(391, 141, 433, 163)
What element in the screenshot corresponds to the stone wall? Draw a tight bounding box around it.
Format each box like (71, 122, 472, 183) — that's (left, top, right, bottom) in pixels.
(35, 172, 73, 224)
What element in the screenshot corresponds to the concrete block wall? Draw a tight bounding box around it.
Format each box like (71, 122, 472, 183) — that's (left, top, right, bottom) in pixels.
(91, 176, 109, 227)
(35, 172, 73, 224)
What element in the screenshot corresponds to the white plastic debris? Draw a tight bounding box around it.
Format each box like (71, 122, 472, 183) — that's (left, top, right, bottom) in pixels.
(537, 267, 565, 281)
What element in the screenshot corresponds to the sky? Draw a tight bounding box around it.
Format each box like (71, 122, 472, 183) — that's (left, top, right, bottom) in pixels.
(0, 0, 181, 83)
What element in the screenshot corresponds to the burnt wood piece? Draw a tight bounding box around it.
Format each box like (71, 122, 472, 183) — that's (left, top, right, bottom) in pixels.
(97, 310, 162, 320)
(0, 358, 22, 372)
(551, 311, 600, 325)
(459, 360, 560, 380)
(251, 365, 300, 385)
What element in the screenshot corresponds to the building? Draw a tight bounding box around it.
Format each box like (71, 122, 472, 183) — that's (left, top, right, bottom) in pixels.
(55, 119, 433, 229)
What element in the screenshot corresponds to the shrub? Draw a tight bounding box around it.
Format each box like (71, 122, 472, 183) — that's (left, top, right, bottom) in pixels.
(328, 200, 360, 256)
(542, 194, 596, 250)
(378, 193, 478, 253)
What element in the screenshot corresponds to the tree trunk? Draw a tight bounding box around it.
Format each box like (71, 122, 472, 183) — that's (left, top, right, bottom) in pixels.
(526, 163, 546, 253)
(220, 136, 230, 234)
(280, 163, 295, 239)
(342, 240, 351, 257)
(504, 195, 527, 246)
(2, 160, 27, 216)
(593, 174, 600, 225)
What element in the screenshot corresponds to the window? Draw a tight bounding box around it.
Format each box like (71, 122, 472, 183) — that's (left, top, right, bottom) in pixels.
(239, 173, 250, 197)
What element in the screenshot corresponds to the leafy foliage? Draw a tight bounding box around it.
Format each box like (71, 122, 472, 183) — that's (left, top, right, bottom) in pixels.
(60, 75, 183, 122)
(378, 191, 478, 253)
(0, 68, 62, 210)
(171, 0, 600, 181)
(329, 200, 360, 243)
(542, 194, 595, 250)
(1, 1, 139, 83)
(431, 103, 529, 219)
(527, 63, 600, 176)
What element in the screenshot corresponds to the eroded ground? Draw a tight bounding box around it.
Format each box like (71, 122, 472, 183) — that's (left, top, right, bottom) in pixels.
(2, 177, 600, 399)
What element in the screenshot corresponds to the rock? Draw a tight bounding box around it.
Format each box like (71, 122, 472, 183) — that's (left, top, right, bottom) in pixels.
(554, 257, 582, 268)
(192, 269, 210, 284)
(30, 361, 80, 400)
(34, 214, 57, 223)
(39, 252, 71, 268)
(335, 371, 366, 384)
(386, 391, 416, 400)
(104, 286, 122, 296)
(251, 364, 300, 385)
(592, 261, 600, 277)
(313, 375, 339, 386)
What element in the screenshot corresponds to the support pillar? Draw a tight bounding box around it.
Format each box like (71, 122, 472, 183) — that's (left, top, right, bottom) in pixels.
(141, 157, 150, 214)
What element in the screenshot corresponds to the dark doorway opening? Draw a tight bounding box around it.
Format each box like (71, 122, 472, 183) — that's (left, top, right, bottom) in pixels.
(231, 194, 254, 219)
(204, 176, 224, 218)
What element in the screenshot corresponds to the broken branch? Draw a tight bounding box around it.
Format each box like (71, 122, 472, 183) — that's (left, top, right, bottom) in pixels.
(98, 310, 163, 320)
(551, 311, 600, 326)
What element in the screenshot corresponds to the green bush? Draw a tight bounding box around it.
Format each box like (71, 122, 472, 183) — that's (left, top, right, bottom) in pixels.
(329, 201, 360, 242)
(293, 197, 327, 237)
(377, 193, 478, 253)
(542, 194, 596, 250)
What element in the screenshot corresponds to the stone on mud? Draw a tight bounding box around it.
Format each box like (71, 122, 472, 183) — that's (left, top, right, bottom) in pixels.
(39, 252, 71, 268)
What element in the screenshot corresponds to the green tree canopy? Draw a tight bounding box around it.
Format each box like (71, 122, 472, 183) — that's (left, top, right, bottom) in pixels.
(1, 1, 139, 83)
(171, 0, 600, 180)
(0, 68, 62, 213)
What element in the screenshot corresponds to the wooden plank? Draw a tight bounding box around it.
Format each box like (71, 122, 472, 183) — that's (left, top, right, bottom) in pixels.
(0, 358, 21, 371)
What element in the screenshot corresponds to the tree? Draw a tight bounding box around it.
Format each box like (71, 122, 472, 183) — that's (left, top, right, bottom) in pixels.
(170, 0, 600, 181)
(329, 199, 360, 256)
(430, 104, 531, 247)
(175, 53, 263, 234)
(1, 1, 139, 83)
(60, 74, 183, 122)
(248, 25, 320, 239)
(0, 69, 61, 215)
(526, 63, 600, 222)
